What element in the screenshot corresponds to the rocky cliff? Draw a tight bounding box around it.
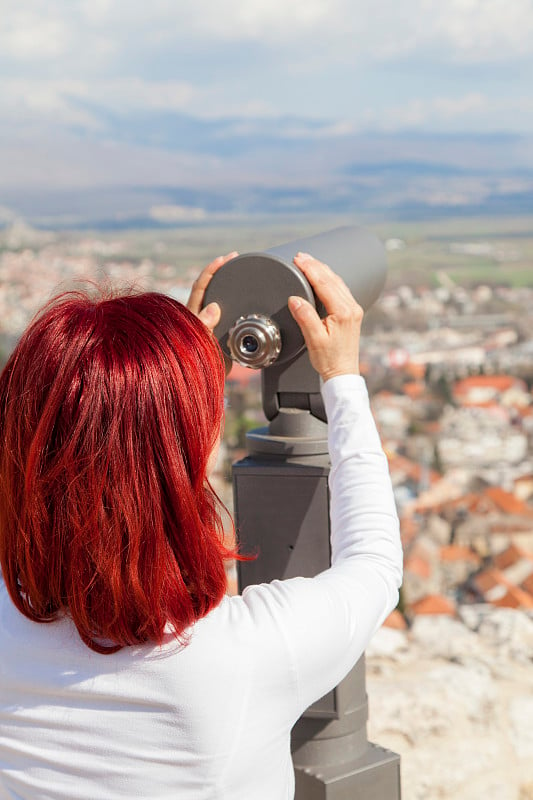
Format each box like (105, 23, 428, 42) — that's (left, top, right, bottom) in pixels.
(366, 606, 533, 800)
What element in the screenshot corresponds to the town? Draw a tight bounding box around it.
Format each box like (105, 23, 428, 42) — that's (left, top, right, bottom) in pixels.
(1, 219, 533, 628)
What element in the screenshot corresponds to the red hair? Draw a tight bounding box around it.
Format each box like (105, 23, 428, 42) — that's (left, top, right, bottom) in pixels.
(0, 289, 236, 653)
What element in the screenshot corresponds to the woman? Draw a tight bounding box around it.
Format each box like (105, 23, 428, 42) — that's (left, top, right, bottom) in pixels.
(0, 252, 402, 799)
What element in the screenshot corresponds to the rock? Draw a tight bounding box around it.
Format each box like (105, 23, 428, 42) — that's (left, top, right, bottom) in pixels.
(458, 776, 521, 800)
(409, 613, 482, 662)
(458, 602, 489, 630)
(423, 662, 497, 725)
(398, 738, 502, 800)
(366, 626, 408, 660)
(459, 605, 533, 662)
(477, 608, 533, 662)
(368, 661, 497, 750)
(509, 696, 533, 758)
(366, 605, 533, 799)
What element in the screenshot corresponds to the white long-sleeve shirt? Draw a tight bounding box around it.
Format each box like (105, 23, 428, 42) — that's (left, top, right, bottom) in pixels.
(0, 374, 402, 800)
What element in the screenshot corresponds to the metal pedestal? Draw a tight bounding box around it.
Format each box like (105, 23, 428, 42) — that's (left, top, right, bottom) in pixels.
(233, 440, 401, 799)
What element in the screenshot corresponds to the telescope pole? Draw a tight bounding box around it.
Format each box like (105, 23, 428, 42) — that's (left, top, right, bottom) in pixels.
(233, 408, 401, 799)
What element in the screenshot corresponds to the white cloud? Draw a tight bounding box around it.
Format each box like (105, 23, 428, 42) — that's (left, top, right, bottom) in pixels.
(0, 77, 198, 129)
(360, 91, 533, 133)
(1, 0, 533, 139)
(0, 9, 71, 60)
(4, 73, 533, 138)
(433, 93, 488, 119)
(280, 121, 360, 139)
(73, 0, 336, 44)
(361, 93, 491, 130)
(1, 79, 102, 129)
(425, 0, 533, 60)
(146, 0, 533, 62)
(3, 0, 533, 67)
(191, 0, 333, 40)
(345, 0, 533, 62)
(97, 79, 196, 112)
(0, 3, 116, 67)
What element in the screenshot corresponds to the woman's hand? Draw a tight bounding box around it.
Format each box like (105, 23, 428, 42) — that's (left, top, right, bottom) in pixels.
(187, 252, 238, 332)
(288, 252, 363, 383)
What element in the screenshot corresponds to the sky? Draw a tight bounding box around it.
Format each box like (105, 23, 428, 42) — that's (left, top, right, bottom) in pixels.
(3, 0, 533, 131)
(1, 0, 533, 218)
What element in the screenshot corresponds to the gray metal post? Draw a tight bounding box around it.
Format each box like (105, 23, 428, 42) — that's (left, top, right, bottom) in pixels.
(233, 418, 400, 799)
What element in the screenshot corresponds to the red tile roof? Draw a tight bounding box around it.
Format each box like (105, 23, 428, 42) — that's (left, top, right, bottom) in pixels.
(491, 585, 533, 610)
(484, 487, 533, 517)
(493, 543, 533, 570)
(440, 545, 480, 564)
(521, 573, 533, 596)
(402, 381, 425, 399)
(473, 568, 505, 593)
(383, 609, 408, 630)
(406, 363, 426, 380)
(423, 421, 442, 435)
(411, 486, 533, 520)
(515, 473, 533, 486)
(473, 566, 533, 609)
(410, 594, 456, 616)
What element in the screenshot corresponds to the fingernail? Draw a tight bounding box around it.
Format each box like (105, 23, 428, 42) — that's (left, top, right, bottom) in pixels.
(296, 252, 312, 260)
(204, 302, 219, 319)
(288, 296, 302, 311)
(226, 251, 238, 258)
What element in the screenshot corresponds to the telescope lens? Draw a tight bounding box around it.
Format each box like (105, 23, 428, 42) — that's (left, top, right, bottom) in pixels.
(227, 314, 282, 369)
(241, 335, 259, 354)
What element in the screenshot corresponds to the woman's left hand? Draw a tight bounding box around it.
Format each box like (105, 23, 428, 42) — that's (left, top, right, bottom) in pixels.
(187, 252, 238, 332)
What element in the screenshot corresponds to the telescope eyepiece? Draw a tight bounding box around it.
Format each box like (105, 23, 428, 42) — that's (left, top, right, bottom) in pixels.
(228, 314, 281, 369)
(241, 335, 259, 354)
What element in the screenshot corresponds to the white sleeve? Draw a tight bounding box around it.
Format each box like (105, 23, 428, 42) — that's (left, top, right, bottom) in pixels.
(240, 374, 403, 719)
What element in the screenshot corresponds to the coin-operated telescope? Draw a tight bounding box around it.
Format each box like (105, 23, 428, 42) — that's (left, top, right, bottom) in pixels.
(204, 226, 401, 799)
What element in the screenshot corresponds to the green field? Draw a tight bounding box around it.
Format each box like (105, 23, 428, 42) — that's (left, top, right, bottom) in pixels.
(373, 215, 533, 289)
(2, 214, 532, 288)
(103, 214, 533, 289)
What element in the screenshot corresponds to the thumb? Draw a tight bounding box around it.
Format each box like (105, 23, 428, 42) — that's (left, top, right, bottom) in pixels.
(198, 301, 221, 331)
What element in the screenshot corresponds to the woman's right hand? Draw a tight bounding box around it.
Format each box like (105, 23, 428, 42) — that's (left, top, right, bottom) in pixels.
(288, 252, 363, 383)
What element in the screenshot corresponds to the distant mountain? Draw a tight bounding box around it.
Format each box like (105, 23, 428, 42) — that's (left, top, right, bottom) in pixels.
(1, 116, 532, 228)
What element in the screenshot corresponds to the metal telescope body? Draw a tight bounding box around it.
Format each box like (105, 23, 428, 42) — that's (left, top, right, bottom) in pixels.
(203, 227, 401, 799)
